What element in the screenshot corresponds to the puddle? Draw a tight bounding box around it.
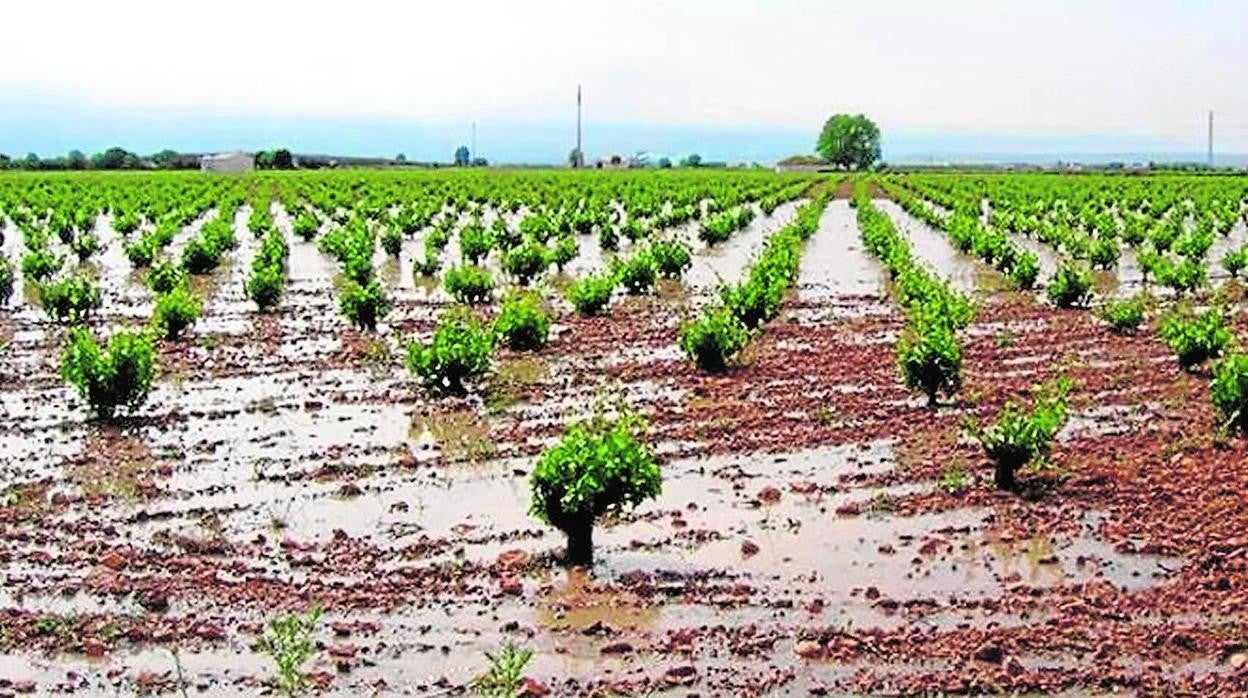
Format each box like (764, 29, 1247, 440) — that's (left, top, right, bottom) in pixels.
(798, 199, 886, 302)
(875, 198, 990, 295)
(1060, 401, 1161, 440)
(685, 201, 801, 293)
(411, 407, 496, 462)
(63, 434, 1179, 609)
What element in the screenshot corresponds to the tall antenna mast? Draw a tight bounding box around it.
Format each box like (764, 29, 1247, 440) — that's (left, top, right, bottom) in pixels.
(1207, 110, 1214, 168)
(576, 84, 583, 168)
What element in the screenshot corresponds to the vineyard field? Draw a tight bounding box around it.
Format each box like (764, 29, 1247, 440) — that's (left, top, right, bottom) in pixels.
(1, 169, 1247, 696)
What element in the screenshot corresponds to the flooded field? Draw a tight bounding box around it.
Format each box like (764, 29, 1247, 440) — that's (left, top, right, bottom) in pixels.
(1, 170, 1247, 696)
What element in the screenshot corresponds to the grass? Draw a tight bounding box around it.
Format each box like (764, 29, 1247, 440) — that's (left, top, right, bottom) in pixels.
(362, 338, 393, 368)
(938, 461, 970, 493)
(813, 405, 837, 425)
(485, 356, 550, 415)
(866, 491, 895, 514)
(260, 607, 323, 696)
(411, 409, 494, 462)
(2, 482, 49, 514)
(34, 615, 71, 637)
(70, 459, 147, 501)
(470, 643, 533, 697)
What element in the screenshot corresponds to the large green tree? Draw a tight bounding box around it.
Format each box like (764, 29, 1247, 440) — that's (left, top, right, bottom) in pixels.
(66, 150, 87, 170)
(257, 148, 294, 170)
(817, 114, 881, 170)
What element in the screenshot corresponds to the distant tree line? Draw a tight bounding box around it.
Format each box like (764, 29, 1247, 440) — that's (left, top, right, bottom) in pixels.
(562, 152, 710, 170)
(0, 146, 202, 171)
(0, 146, 314, 171)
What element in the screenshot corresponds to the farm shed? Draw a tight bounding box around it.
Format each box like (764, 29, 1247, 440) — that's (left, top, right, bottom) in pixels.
(200, 152, 255, 173)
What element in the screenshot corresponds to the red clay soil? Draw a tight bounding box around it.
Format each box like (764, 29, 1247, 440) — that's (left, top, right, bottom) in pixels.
(1, 284, 1247, 696)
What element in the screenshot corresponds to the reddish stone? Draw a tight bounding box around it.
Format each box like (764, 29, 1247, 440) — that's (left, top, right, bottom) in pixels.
(794, 640, 823, 658)
(757, 486, 782, 504)
(518, 677, 550, 697)
(974, 641, 1003, 664)
(500, 577, 523, 595)
(99, 551, 127, 571)
(663, 664, 698, 686)
(194, 623, 225, 641)
(331, 622, 355, 637)
(497, 549, 529, 571)
(790, 480, 818, 494)
(328, 643, 357, 659)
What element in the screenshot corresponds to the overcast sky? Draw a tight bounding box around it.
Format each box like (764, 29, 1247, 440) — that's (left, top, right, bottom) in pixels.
(2, 0, 1246, 161)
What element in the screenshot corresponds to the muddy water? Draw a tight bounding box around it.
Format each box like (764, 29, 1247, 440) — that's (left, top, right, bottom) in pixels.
(0, 196, 1219, 696)
(0, 216, 24, 312)
(266, 201, 809, 317)
(685, 202, 801, 293)
(276, 204, 345, 335)
(1006, 219, 1248, 300)
(797, 199, 885, 302)
(558, 229, 617, 279)
(195, 207, 259, 336)
(1207, 220, 1248, 281)
(0, 206, 218, 324)
(875, 199, 997, 295)
(0, 426, 1185, 696)
(1112, 246, 1147, 292)
(269, 201, 813, 314)
(87, 214, 148, 318)
(277, 205, 337, 290)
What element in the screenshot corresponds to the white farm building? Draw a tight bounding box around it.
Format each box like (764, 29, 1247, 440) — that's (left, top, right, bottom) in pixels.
(200, 152, 255, 173)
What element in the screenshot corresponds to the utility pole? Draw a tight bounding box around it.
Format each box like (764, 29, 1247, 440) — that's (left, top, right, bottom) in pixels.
(471, 122, 476, 164)
(1207, 111, 1214, 168)
(576, 84, 583, 168)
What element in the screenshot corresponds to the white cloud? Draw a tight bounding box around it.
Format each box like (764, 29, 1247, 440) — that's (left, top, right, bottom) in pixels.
(2, 0, 1246, 148)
